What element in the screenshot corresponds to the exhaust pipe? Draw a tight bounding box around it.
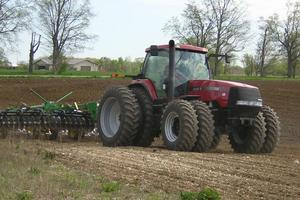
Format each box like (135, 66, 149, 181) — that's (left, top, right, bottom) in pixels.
(168, 40, 175, 101)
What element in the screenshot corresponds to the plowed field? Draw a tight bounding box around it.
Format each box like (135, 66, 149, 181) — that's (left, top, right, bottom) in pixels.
(0, 78, 299, 199)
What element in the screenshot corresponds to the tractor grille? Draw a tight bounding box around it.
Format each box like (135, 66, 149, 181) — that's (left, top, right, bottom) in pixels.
(228, 87, 262, 118)
(228, 87, 262, 107)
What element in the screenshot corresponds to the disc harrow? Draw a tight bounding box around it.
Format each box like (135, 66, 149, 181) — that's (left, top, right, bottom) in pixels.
(0, 89, 97, 140)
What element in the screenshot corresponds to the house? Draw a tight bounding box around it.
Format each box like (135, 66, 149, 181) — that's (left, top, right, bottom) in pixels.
(34, 58, 52, 70)
(34, 58, 99, 72)
(67, 58, 99, 71)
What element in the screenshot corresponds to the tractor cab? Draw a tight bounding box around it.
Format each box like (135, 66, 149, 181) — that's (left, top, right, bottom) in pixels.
(142, 45, 210, 97)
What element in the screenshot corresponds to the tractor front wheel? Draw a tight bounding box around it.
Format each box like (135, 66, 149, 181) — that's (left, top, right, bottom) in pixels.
(229, 113, 266, 154)
(260, 105, 280, 153)
(97, 87, 141, 147)
(161, 100, 198, 151)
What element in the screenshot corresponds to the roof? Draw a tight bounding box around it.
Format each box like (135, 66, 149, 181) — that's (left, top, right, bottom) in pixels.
(34, 58, 98, 66)
(34, 58, 52, 65)
(146, 44, 208, 53)
(67, 58, 87, 65)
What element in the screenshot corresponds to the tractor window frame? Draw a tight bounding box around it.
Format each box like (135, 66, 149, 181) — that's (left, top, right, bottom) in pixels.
(143, 50, 169, 97)
(142, 49, 211, 97)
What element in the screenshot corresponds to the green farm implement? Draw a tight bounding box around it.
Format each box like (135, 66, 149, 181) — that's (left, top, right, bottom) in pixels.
(0, 89, 97, 139)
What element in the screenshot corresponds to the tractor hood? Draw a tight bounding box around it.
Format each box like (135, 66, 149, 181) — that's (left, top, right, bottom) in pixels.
(188, 80, 262, 108)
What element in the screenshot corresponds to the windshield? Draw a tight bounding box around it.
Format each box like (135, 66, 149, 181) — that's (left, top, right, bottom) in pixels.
(144, 50, 209, 95)
(174, 50, 209, 85)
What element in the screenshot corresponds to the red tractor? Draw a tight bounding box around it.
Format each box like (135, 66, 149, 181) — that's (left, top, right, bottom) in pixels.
(97, 40, 280, 154)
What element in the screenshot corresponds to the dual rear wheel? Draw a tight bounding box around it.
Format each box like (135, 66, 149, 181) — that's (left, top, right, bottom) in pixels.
(97, 87, 141, 146)
(97, 87, 215, 151)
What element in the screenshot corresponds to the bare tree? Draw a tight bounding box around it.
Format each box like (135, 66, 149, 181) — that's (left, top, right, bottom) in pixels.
(209, 0, 250, 76)
(0, 47, 9, 66)
(0, 0, 31, 45)
(256, 17, 274, 77)
(36, 0, 94, 73)
(269, 1, 300, 78)
(163, 1, 214, 47)
(28, 32, 41, 74)
(164, 0, 249, 76)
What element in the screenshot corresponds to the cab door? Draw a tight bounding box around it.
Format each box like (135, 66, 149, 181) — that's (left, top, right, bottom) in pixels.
(143, 51, 169, 97)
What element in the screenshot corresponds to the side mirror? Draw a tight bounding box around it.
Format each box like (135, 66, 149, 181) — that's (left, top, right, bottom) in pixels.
(225, 54, 230, 64)
(150, 45, 159, 56)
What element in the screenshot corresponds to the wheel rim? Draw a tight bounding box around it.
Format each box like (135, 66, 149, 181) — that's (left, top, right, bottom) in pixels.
(165, 112, 180, 142)
(100, 97, 121, 138)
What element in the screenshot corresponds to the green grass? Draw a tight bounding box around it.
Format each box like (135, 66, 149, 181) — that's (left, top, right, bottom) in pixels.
(15, 191, 33, 200)
(0, 68, 135, 78)
(41, 150, 56, 160)
(0, 68, 52, 76)
(101, 181, 121, 193)
(180, 188, 221, 200)
(0, 139, 178, 200)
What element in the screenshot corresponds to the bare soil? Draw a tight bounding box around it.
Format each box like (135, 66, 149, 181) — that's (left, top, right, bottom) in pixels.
(0, 78, 299, 199)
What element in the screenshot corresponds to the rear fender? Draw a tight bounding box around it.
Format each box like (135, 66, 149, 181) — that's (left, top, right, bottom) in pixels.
(128, 79, 158, 101)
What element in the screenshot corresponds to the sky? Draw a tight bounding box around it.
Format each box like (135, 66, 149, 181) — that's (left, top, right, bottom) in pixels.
(7, 0, 289, 65)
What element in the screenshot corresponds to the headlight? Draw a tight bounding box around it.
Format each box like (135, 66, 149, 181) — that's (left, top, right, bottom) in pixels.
(236, 100, 263, 107)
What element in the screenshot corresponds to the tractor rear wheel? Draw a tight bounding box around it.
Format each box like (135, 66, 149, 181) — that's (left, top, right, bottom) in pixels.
(190, 101, 214, 152)
(161, 100, 198, 151)
(229, 113, 266, 154)
(260, 105, 280, 153)
(131, 87, 156, 147)
(97, 87, 141, 146)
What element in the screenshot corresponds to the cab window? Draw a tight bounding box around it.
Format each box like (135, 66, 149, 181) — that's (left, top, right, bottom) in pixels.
(144, 51, 168, 97)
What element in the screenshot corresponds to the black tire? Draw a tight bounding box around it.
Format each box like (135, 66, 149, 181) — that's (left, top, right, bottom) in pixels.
(260, 105, 280, 153)
(190, 101, 214, 152)
(97, 86, 141, 146)
(131, 87, 156, 147)
(161, 100, 198, 151)
(229, 113, 266, 154)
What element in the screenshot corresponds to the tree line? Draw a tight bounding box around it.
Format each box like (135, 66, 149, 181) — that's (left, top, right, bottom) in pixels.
(96, 57, 143, 74)
(0, 0, 93, 74)
(164, 0, 300, 78)
(1, 0, 300, 78)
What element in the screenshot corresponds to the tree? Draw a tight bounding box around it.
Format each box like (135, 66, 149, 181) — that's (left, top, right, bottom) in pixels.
(163, 1, 214, 47)
(36, 0, 94, 73)
(243, 54, 258, 76)
(269, 1, 300, 78)
(28, 32, 41, 74)
(97, 56, 143, 74)
(0, 48, 9, 67)
(0, 0, 30, 45)
(164, 0, 250, 76)
(209, 0, 250, 76)
(256, 17, 275, 77)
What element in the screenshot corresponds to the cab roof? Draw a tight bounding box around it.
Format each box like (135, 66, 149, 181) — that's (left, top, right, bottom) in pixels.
(146, 44, 208, 53)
